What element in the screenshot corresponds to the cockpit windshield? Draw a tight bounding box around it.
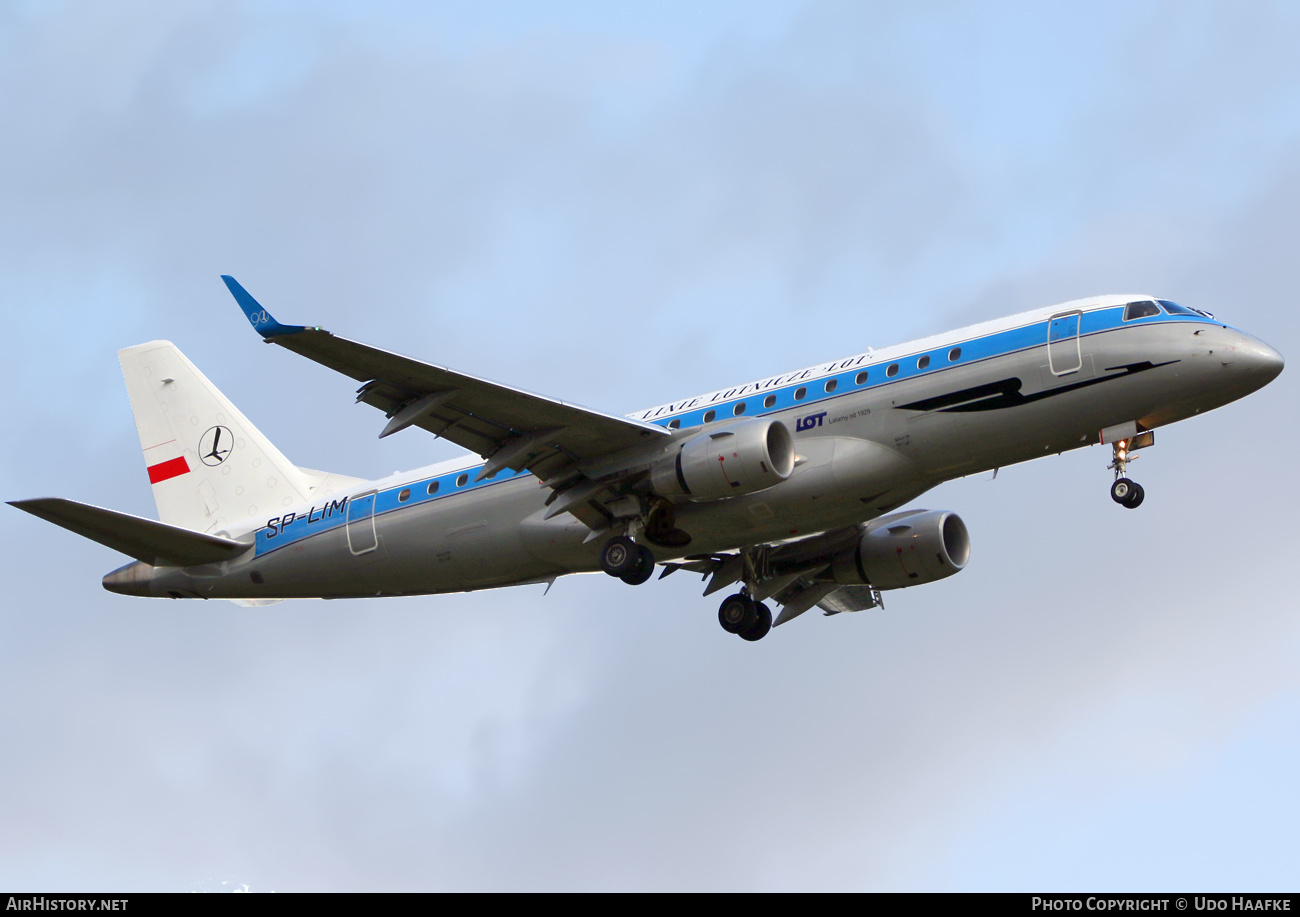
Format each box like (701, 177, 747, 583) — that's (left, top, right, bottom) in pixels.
(1158, 300, 1198, 315)
(1122, 300, 1161, 321)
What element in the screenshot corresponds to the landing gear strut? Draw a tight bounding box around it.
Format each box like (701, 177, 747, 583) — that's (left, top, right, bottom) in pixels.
(1108, 439, 1145, 509)
(717, 592, 772, 642)
(599, 535, 656, 585)
(600, 535, 775, 642)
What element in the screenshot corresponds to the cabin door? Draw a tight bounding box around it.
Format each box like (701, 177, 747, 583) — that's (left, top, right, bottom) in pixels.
(345, 490, 378, 555)
(1047, 310, 1083, 376)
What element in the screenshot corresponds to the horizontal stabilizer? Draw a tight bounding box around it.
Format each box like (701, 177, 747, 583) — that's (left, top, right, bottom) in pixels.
(9, 498, 251, 567)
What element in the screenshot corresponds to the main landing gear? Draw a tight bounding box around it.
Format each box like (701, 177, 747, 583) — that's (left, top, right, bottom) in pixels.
(717, 593, 772, 642)
(1108, 439, 1145, 509)
(598, 532, 775, 642)
(599, 535, 656, 586)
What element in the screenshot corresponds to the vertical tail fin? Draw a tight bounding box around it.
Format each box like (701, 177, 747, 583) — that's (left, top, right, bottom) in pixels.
(119, 341, 314, 533)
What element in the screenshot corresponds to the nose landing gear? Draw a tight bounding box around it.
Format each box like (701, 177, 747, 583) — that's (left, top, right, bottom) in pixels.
(1108, 439, 1145, 509)
(1110, 476, 1145, 508)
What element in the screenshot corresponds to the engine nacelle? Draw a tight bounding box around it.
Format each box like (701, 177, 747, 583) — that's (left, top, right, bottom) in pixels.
(649, 418, 795, 502)
(830, 509, 970, 590)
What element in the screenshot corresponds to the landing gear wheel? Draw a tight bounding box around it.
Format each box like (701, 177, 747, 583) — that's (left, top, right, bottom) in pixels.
(599, 536, 641, 578)
(619, 545, 656, 586)
(1122, 482, 1145, 509)
(738, 602, 772, 642)
(718, 593, 757, 635)
(1110, 478, 1136, 505)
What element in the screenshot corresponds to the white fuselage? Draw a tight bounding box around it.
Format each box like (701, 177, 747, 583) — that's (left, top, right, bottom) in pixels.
(105, 295, 1283, 600)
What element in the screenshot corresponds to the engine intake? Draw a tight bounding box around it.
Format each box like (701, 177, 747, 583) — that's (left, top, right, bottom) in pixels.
(650, 418, 795, 502)
(830, 509, 970, 590)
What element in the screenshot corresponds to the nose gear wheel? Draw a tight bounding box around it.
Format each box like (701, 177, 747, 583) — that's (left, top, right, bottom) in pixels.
(1107, 439, 1146, 509)
(1110, 477, 1145, 509)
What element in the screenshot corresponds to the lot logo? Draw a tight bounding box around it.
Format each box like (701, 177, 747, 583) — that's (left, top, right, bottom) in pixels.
(198, 425, 234, 466)
(795, 411, 826, 433)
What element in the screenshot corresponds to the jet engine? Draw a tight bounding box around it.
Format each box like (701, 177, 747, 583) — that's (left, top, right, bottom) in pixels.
(829, 509, 970, 590)
(649, 418, 795, 502)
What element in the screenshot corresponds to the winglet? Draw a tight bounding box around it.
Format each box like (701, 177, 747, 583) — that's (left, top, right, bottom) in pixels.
(221, 275, 309, 338)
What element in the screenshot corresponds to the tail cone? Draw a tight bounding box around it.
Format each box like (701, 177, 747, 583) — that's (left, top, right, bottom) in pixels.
(102, 561, 155, 597)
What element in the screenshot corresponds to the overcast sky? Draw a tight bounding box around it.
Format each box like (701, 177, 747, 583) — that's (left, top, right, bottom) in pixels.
(1, 0, 1297, 891)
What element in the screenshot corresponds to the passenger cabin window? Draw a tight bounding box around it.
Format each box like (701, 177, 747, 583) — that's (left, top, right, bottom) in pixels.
(824, 379, 837, 393)
(763, 394, 776, 408)
(456, 474, 468, 487)
(793, 387, 806, 401)
(426, 481, 439, 495)
(886, 363, 899, 377)
(398, 488, 411, 503)
(917, 355, 930, 370)
(948, 347, 962, 362)
(1158, 300, 1198, 315)
(1123, 300, 1161, 321)
(668, 418, 681, 430)
(703, 410, 716, 423)
(855, 371, 868, 385)
(733, 402, 746, 415)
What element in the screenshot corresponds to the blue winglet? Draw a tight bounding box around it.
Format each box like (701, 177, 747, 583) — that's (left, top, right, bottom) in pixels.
(221, 275, 309, 338)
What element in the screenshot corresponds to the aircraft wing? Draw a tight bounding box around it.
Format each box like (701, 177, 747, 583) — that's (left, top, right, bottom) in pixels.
(222, 276, 669, 484)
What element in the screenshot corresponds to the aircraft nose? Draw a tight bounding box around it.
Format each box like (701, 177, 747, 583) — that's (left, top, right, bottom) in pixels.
(1239, 336, 1285, 386)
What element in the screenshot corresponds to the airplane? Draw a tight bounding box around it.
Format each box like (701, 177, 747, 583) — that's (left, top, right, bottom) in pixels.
(9, 278, 1284, 642)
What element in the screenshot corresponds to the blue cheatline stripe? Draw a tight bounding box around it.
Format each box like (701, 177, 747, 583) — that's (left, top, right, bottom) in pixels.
(248, 306, 1217, 561)
(253, 464, 527, 558)
(640, 305, 1216, 430)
